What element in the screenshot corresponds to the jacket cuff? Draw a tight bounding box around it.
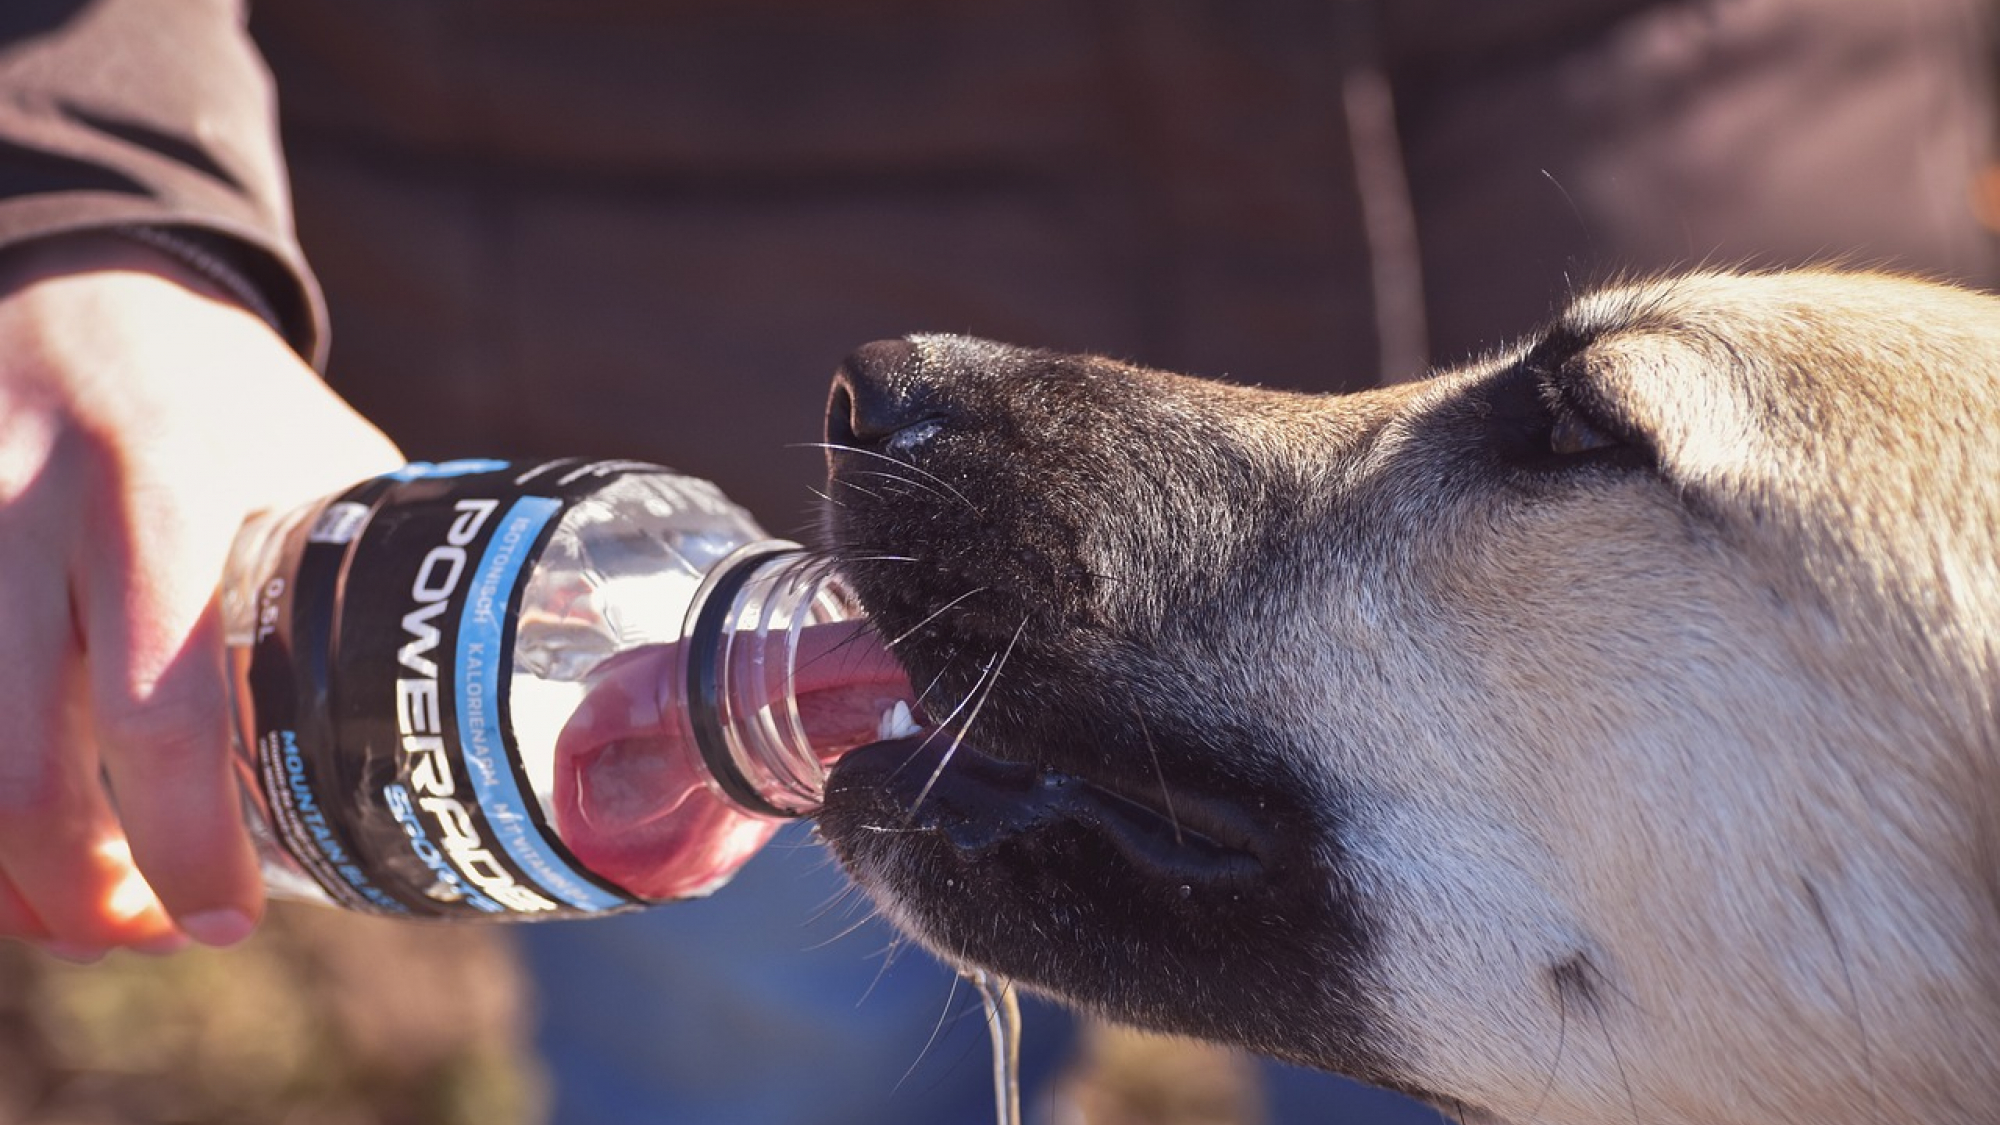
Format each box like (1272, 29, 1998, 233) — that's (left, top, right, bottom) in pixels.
(0, 199, 328, 369)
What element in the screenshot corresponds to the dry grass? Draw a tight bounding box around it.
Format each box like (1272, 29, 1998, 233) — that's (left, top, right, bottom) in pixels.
(1, 903, 1263, 1125)
(0, 904, 541, 1125)
(1058, 1024, 1265, 1125)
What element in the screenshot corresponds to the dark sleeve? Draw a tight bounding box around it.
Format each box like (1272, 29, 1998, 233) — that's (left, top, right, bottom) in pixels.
(0, 0, 325, 364)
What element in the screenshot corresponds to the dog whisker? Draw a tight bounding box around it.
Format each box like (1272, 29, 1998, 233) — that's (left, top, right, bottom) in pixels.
(831, 475, 889, 503)
(799, 874, 875, 935)
(1802, 876, 1884, 1125)
(1125, 694, 1181, 846)
(1607, 1025, 1642, 1125)
(890, 658, 999, 802)
(1524, 965, 1572, 1125)
(858, 931, 923, 1010)
(851, 467, 955, 506)
(911, 650, 961, 713)
(884, 587, 990, 650)
(801, 440, 982, 514)
(808, 896, 894, 953)
(1520, 948, 1568, 1120)
(1568, 955, 1643, 1125)
(779, 618, 883, 698)
(853, 479, 936, 506)
(878, 651, 993, 793)
(894, 951, 974, 1094)
(909, 617, 1028, 813)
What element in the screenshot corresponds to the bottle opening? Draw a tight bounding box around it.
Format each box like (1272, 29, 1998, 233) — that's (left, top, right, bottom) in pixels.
(686, 546, 914, 818)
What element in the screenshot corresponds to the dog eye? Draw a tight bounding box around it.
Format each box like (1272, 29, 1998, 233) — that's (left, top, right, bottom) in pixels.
(1548, 411, 1620, 456)
(1470, 358, 1651, 476)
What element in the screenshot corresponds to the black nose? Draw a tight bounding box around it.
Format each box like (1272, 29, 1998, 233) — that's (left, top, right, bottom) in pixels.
(826, 338, 940, 452)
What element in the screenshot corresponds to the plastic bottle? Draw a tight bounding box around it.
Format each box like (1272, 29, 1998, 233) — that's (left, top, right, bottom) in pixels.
(220, 458, 915, 920)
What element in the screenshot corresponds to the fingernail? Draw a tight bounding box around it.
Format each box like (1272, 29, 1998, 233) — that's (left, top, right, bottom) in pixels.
(41, 942, 107, 965)
(177, 909, 255, 948)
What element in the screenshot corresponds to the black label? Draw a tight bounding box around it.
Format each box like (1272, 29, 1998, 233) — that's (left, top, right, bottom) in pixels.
(245, 459, 659, 919)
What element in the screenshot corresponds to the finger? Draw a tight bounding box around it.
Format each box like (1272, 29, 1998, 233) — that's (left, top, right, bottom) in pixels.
(0, 865, 49, 943)
(0, 572, 173, 947)
(80, 479, 262, 947)
(0, 812, 188, 952)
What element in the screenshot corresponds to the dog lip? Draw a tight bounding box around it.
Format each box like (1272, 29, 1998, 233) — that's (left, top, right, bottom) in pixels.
(1076, 777, 1270, 879)
(824, 734, 1270, 880)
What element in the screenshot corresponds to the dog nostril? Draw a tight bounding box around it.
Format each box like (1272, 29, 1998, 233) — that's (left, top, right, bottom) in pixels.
(828, 338, 937, 450)
(826, 382, 859, 447)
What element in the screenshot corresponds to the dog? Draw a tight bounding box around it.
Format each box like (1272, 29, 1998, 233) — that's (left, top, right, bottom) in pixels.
(811, 270, 2000, 1124)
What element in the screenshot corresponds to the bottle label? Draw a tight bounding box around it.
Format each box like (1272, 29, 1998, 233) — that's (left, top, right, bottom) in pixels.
(243, 459, 667, 918)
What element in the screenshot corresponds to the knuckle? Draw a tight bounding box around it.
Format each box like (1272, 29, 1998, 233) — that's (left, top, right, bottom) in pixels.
(95, 680, 228, 761)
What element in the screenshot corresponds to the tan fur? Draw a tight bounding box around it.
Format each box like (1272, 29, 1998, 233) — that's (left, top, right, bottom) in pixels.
(820, 270, 2000, 1124)
(1322, 272, 2000, 1122)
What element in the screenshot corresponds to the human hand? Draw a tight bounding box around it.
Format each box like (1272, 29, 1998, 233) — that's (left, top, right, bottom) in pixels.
(0, 233, 402, 958)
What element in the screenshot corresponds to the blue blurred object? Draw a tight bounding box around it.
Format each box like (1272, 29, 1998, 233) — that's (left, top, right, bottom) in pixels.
(516, 821, 1078, 1125)
(521, 820, 1458, 1125)
(1257, 1058, 1451, 1124)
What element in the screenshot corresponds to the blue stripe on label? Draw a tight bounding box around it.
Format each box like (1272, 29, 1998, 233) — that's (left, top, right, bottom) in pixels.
(389, 458, 511, 481)
(457, 496, 628, 912)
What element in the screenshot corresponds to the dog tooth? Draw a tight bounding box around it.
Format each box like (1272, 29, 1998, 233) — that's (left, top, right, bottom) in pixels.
(877, 700, 921, 740)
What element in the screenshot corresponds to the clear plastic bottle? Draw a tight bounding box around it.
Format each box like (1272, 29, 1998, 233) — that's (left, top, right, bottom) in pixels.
(220, 458, 915, 919)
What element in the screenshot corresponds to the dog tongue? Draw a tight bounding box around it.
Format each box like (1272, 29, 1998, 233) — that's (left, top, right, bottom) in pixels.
(552, 623, 911, 900)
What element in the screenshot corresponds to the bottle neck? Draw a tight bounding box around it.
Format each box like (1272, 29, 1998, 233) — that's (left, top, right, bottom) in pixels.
(683, 545, 874, 818)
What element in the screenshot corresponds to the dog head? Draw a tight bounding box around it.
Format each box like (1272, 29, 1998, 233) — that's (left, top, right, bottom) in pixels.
(815, 271, 2000, 1124)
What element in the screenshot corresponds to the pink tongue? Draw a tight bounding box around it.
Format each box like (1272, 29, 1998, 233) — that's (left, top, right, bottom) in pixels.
(790, 621, 918, 759)
(552, 623, 912, 900)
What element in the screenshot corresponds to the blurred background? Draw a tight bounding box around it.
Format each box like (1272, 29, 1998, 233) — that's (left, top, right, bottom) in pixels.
(0, 867, 1266, 1125)
(6, 1, 2000, 1122)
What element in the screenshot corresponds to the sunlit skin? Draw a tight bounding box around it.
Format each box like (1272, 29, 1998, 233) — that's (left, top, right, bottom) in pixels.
(0, 236, 403, 958)
(0, 837, 185, 961)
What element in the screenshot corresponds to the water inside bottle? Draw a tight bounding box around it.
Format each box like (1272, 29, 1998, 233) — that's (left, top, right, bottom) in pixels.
(500, 473, 913, 899)
(515, 621, 911, 899)
(967, 969, 1023, 1125)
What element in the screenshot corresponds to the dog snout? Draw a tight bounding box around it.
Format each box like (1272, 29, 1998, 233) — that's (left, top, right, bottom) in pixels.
(826, 338, 948, 456)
